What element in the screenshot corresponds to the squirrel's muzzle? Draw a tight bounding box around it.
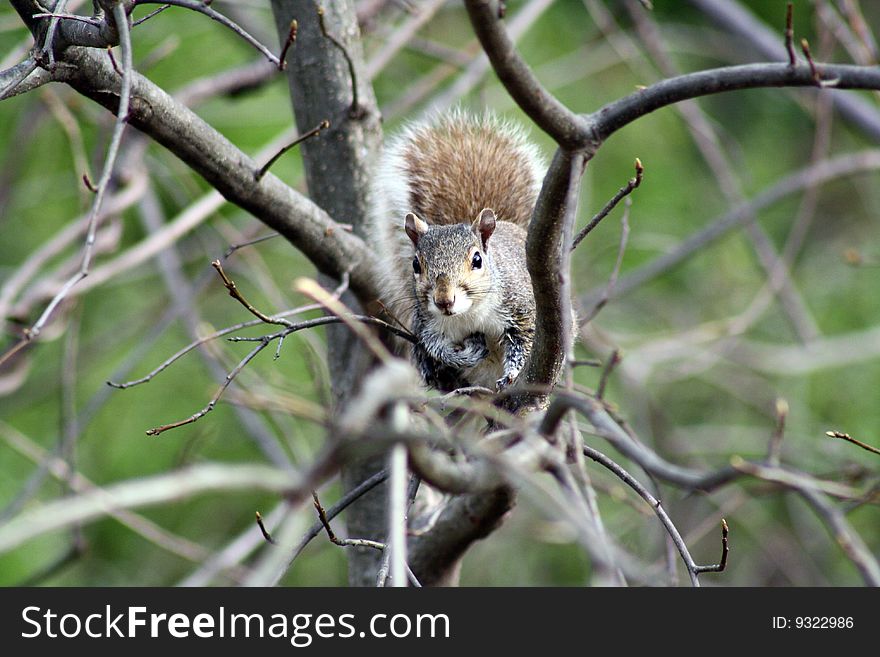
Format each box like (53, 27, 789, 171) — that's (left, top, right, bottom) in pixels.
(433, 275, 456, 315)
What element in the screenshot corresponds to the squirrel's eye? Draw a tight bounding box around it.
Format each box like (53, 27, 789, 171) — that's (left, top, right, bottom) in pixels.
(412, 257, 421, 274)
(471, 252, 482, 270)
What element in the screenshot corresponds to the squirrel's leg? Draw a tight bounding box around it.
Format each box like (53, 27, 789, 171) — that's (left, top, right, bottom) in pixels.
(496, 326, 532, 390)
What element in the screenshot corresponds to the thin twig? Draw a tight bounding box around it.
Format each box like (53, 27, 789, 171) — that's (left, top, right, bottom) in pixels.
(767, 398, 788, 466)
(572, 158, 642, 250)
(107, 303, 319, 388)
(730, 456, 864, 500)
(145, 339, 266, 436)
(294, 277, 398, 362)
(212, 259, 295, 327)
(133, 5, 172, 27)
(142, 314, 412, 435)
(106, 46, 121, 75)
(797, 487, 880, 586)
(136, 0, 281, 66)
(224, 232, 280, 258)
(39, 0, 71, 68)
(31, 12, 99, 27)
(692, 519, 729, 574)
(255, 511, 277, 545)
(582, 444, 729, 586)
(579, 201, 631, 325)
(285, 469, 389, 568)
(784, 2, 796, 67)
(278, 19, 298, 70)
(800, 38, 823, 85)
(255, 119, 330, 181)
(109, 268, 349, 390)
(312, 491, 385, 550)
(826, 431, 880, 456)
(0, 2, 134, 369)
(596, 349, 621, 400)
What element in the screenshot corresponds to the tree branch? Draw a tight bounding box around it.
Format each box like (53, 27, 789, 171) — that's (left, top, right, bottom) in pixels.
(463, 0, 590, 148)
(50, 45, 378, 303)
(589, 62, 880, 144)
(507, 149, 585, 412)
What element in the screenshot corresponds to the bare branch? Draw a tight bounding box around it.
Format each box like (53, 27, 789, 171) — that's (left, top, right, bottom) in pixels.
(579, 204, 631, 326)
(141, 313, 412, 436)
(294, 278, 397, 364)
(0, 463, 305, 555)
(826, 431, 880, 457)
(784, 2, 796, 67)
(542, 392, 741, 492)
(212, 260, 296, 328)
(585, 150, 880, 304)
(589, 62, 879, 144)
(687, 0, 880, 141)
(595, 349, 621, 400)
(106, 298, 326, 389)
(285, 469, 389, 567)
(0, 57, 46, 101)
(796, 488, 880, 587)
(508, 149, 585, 411)
(255, 511, 277, 545)
(463, 0, 590, 148)
(692, 519, 729, 574)
(583, 444, 729, 586)
(278, 18, 298, 70)
(572, 158, 642, 251)
(256, 119, 330, 181)
(48, 46, 377, 302)
(135, 0, 281, 66)
(0, 3, 134, 368)
(132, 4, 172, 27)
(312, 491, 385, 551)
(729, 457, 865, 500)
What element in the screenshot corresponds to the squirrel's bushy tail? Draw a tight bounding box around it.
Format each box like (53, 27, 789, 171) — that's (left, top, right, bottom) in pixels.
(374, 109, 545, 228)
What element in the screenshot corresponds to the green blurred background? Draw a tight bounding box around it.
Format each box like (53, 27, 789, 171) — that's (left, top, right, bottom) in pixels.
(0, 0, 877, 586)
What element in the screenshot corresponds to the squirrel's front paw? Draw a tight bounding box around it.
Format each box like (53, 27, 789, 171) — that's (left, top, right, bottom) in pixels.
(496, 369, 519, 391)
(456, 333, 489, 366)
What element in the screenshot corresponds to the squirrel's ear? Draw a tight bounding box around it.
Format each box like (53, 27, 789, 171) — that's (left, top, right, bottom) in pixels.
(473, 208, 496, 249)
(405, 212, 428, 246)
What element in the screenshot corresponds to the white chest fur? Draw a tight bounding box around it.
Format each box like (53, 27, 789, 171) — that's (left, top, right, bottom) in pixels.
(428, 292, 507, 388)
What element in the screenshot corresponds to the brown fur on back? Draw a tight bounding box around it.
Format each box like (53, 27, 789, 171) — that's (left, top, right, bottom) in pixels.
(401, 115, 539, 228)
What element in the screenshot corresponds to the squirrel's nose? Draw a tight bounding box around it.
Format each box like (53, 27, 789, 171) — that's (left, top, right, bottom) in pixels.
(434, 295, 455, 314)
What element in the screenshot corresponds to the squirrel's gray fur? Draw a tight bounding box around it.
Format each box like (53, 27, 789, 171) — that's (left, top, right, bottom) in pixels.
(369, 110, 545, 391)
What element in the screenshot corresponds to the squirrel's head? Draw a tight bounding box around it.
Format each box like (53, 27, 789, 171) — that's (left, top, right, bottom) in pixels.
(405, 208, 496, 317)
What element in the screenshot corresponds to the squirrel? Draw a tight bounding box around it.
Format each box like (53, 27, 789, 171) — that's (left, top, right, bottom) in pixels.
(369, 110, 546, 392)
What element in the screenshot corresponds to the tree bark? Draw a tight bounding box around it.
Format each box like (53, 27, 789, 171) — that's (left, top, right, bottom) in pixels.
(270, 0, 385, 587)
